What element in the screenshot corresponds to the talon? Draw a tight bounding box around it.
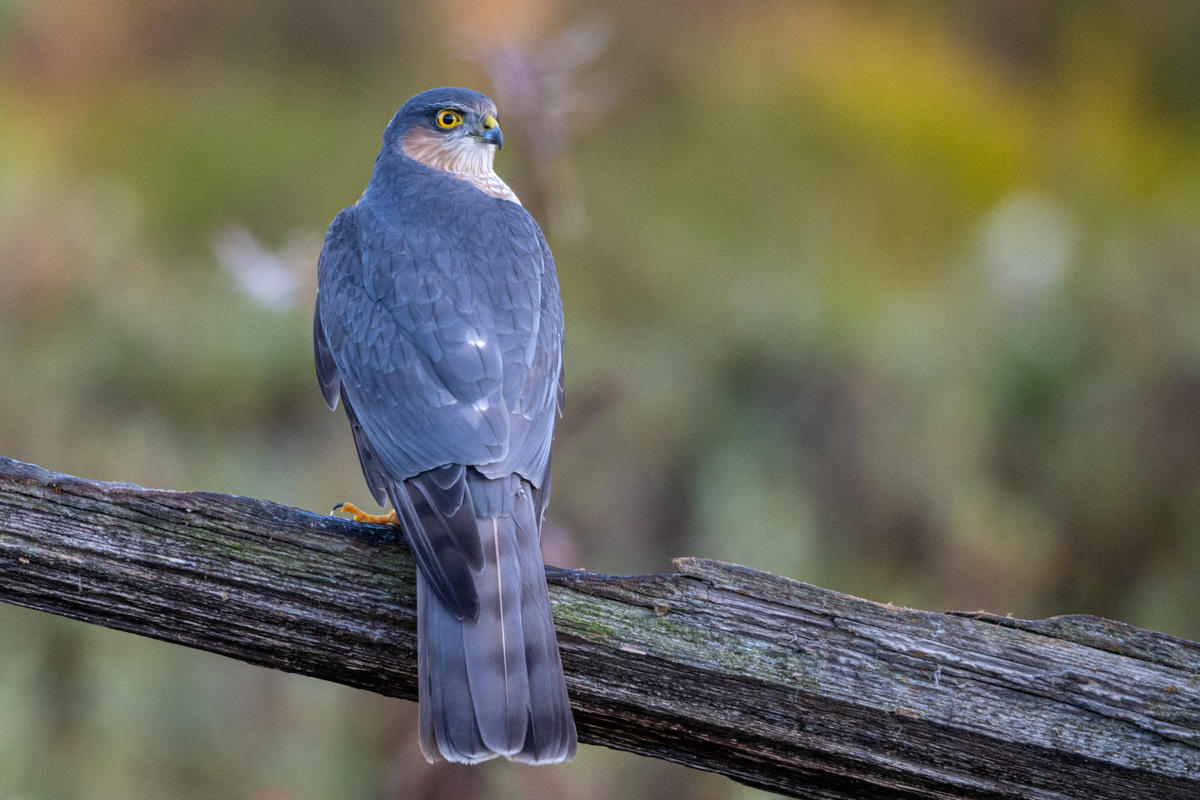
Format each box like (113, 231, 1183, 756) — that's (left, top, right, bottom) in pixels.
(334, 502, 400, 526)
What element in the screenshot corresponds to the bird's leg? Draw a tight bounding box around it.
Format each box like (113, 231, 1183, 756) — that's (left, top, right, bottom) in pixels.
(332, 502, 399, 525)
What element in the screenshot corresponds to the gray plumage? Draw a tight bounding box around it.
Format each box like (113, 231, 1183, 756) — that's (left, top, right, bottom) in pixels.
(314, 87, 575, 764)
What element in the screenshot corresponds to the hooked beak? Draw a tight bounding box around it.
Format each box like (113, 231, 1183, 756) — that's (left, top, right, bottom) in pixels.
(477, 114, 503, 149)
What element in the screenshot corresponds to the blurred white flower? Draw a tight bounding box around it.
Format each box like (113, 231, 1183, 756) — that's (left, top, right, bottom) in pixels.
(213, 224, 318, 311)
(982, 191, 1076, 302)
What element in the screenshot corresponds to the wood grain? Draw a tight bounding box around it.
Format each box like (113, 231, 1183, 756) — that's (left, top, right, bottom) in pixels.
(0, 457, 1197, 798)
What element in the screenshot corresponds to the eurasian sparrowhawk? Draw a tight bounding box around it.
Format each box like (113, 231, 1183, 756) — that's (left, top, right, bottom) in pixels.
(313, 87, 576, 764)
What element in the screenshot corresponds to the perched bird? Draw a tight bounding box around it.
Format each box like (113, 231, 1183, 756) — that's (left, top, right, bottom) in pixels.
(313, 87, 576, 764)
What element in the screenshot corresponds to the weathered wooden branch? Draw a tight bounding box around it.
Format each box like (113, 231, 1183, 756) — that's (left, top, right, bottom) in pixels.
(0, 457, 1197, 798)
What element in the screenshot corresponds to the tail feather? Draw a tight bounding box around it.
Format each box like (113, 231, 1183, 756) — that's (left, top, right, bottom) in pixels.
(512, 487, 576, 763)
(416, 473, 577, 764)
(417, 569, 490, 763)
(463, 515, 530, 755)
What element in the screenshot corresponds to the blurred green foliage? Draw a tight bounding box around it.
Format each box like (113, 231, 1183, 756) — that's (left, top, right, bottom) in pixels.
(3, 2, 1200, 799)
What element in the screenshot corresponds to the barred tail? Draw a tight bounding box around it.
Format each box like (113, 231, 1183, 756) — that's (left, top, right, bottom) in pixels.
(417, 481, 576, 764)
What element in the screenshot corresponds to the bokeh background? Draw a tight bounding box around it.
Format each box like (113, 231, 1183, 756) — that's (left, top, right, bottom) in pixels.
(3, 1, 1200, 798)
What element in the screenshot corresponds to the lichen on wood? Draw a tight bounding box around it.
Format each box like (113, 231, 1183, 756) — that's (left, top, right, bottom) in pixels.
(1, 457, 1197, 799)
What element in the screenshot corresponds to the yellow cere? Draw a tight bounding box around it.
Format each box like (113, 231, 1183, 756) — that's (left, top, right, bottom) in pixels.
(482, 114, 498, 130)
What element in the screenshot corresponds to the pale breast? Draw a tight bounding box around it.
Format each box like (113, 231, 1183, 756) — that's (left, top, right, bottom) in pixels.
(450, 170, 521, 204)
(402, 128, 522, 205)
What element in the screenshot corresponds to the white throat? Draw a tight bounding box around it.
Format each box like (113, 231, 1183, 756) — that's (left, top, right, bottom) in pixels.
(401, 129, 521, 205)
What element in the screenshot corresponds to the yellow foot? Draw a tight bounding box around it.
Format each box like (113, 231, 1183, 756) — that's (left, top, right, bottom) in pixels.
(332, 502, 399, 526)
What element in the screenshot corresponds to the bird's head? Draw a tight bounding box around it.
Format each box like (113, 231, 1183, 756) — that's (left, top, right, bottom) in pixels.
(384, 87, 505, 178)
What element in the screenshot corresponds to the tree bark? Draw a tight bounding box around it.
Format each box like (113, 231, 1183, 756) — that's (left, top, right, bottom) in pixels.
(0, 456, 1197, 799)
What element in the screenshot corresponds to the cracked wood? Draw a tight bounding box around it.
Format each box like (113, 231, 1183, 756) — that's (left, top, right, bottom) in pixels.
(0, 457, 1197, 799)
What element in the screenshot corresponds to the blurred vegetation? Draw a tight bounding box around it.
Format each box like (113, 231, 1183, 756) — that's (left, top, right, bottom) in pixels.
(3, 1, 1200, 799)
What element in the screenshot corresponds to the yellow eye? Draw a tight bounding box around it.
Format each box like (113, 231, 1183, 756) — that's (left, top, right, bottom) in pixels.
(435, 109, 462, 129)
